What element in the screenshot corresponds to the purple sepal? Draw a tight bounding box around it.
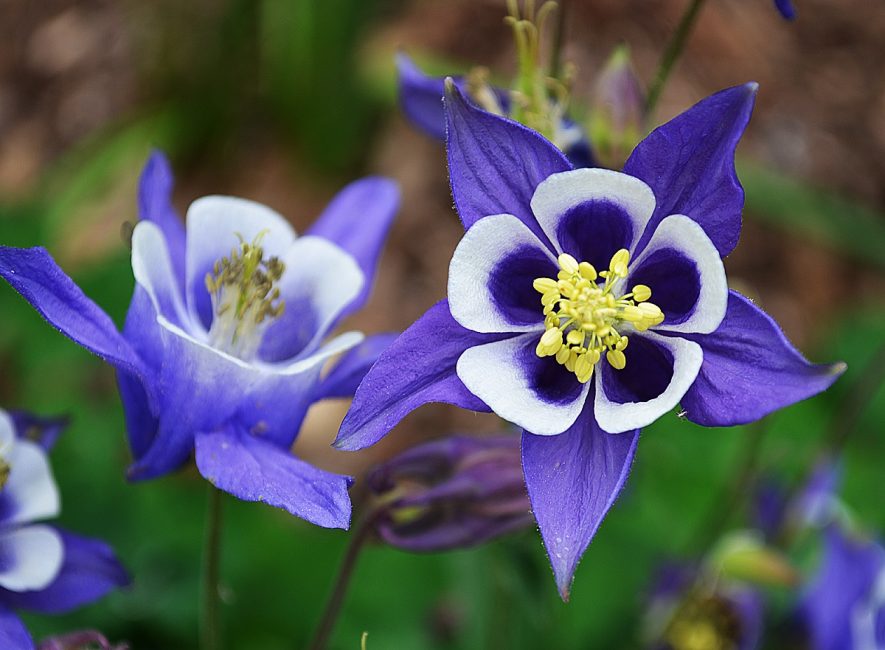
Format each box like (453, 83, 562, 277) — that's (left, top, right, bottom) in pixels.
(522, 411, 639, 600)
(195, 426, 353, 529)
(367, 435, 532, 552)
(799, 526, 884, 650)
(307, 177, 399, 317)
(8, 412, 68, 452)
(0, 247, 152, 395)
(0, 607, 33, 650)
(680, 291, 844, 427)
(774, 0, 796, 20)
(0, 529, 129, 615)
(138, 151, 185, 289)
(444, 80, 571, 244)
(313, 332, 399, 401)
(624, 84, 757, 257)
(334, 300, 507, 451)
(396, 53, 451, 141)
(732, 587, 764, 650)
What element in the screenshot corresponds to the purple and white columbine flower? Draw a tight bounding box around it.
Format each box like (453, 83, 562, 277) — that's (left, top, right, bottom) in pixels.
(0, 152, 399, 529)
(0, 410, 128, 650)
(335, 80, 843, 597)
(800, 526, 885, 650)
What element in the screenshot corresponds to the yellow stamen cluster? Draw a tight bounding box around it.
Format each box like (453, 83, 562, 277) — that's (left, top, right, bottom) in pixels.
(534, 249, 664, 383)
(0, 458, 9, 491)
(205, 232, 286, 358)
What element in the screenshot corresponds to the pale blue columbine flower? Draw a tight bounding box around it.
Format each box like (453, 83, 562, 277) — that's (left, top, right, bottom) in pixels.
(335, 81, 843, 597)
(0, 152, 399, 529)
(0, 410, 127, 650)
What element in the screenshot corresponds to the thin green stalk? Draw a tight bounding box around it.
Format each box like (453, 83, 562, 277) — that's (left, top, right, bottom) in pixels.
(201, 485, 224, 650)
(548, 0, 566, 81)
(645, 0, 709, 116)
(306, 512, 377, 650)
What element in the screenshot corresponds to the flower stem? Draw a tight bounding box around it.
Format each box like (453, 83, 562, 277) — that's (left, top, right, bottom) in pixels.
(644, 0, 709, 117)
(306, 513, 376, 650)
(201, 485, 224, 650)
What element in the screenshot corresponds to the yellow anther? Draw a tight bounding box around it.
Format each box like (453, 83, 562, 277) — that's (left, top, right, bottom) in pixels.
(536, 327, 563, 357)
(632, 284, 652, 302)
(606, 349, 627, 370)
(579, 262, 597, 281)
(609, 249, 630, 277)
(558, 253, 580, 274)
(533, 278, 559, 294)
(533, 248, 665, 382)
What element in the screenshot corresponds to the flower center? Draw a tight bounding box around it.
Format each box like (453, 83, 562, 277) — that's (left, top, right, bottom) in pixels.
(0, 458, 9, 491)
(533, 249, 664, 383)
(204, 232, 285, 360)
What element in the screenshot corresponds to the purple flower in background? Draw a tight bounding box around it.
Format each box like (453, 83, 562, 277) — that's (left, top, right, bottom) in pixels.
(0, 410, 128, 650)
(800, 526, 885, 650)
(0, 151, 400, 529)
(336, 80, 844, 597)
(366, 435, 532, 552)
(397, 54, 596, 169)
(774, 0, 797, 20)
(646, 564, 763, 650)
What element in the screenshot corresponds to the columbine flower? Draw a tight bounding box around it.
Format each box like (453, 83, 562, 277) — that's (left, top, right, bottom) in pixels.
(0, 409, 128, 650)
(397, 1, 595, 168)
(366, 435, 532, 552)
(799, 526, 885, 650)
(0, 151, 399, 529)
(335, 80, 843, 597)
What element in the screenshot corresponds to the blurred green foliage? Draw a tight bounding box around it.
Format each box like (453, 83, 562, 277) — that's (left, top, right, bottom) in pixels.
(0, 1, 883, 648)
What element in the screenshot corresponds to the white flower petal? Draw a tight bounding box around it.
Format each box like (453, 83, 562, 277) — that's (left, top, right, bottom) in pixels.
(185, 195, 297, 329)
(1, 439, 60, 526)
(448, 214, 555, 334)
(530, 168, 656, 255)
(456, 333, 591, 435)
(131, 221, 193, 333)
(258, 236, 364, 363)
(594, 331, 702, 433)
(630, 215, 727, 335)
(0, 410, 15, 458)
(0, 524, 63, 591)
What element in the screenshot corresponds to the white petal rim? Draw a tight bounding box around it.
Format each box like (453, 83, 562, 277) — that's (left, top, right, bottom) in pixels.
(3, 439, 61, 525)
(0, 524, 64, 591)
(634, 214, 728, 335)
(456, 333, 591, 435)
(530, 168, 656, 255)
(593, 332, 703, 433)
(448, 214, 553, 334)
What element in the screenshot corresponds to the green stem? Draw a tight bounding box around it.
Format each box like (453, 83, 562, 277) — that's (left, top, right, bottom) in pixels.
(201, 485, 224, 650)
(644, 0, 709, 116)
(548, 0, 566, 81)
(687, 421, 768, 554)
(306, 513, 376, 650)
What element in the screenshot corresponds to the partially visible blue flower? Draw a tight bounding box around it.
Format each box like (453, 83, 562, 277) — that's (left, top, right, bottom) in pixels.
(645, 563, 763, 650)
(0, 151, 400, 529)
(774, 0, 797, 20)
(366, 434, 532, 552)
(397, 53, 596, 169)
(336, 80, 844, 598)
(799, 526, 885, 650)
(0, 410, 128, 650)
